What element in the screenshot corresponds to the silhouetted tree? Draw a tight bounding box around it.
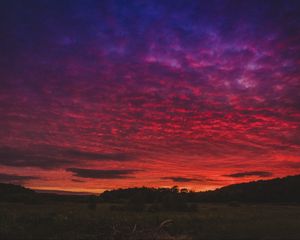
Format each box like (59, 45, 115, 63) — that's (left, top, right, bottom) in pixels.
(99, 175, 300, 205)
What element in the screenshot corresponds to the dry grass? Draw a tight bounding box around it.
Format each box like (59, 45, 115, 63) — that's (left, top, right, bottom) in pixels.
(1, 202, 300, 240)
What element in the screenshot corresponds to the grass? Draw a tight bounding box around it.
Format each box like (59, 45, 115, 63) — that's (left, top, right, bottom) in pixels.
(0, 202, 300, 239)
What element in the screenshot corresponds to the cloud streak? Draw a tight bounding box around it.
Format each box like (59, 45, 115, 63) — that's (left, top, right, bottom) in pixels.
(0, 173, 39, 184)
(223, 171, 273, 178)
(65, 149, 134, 161)
(161, 177, 205, 183)
(0, 146, 135, 169)
(0, 147, 71, 169)
(66, 168, 140, 179)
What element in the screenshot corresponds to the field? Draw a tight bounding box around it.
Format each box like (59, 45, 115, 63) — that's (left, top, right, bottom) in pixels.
(0, 202, 300, 240)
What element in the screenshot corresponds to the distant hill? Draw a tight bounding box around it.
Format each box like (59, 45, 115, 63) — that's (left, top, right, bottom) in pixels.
(0, 183, 93, 203)
(0, 183, 35, 195)
(1, 174, 300, 203)
(99, 174, 300, 203)
(197, 174, 300, 203)
(0, 183, 37, 202)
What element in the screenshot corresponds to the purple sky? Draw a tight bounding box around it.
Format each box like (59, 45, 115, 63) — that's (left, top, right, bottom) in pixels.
(0, 0, 299, 193)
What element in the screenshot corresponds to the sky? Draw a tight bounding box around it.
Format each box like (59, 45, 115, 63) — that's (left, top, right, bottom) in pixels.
(0, 0, 299, 193)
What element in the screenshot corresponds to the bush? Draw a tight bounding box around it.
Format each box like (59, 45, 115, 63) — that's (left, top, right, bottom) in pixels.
(188, 203, 198, 212)
(110, 205, 125, 211)
(87, 196, 97, 210)
(161, 194, 190, 211)
(228, 201, 240, 207)
(126, 193, 145, 212)
(147, 203, 160, 212)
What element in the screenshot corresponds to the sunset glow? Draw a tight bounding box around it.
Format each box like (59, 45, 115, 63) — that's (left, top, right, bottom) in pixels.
(0, 0, 299, 193)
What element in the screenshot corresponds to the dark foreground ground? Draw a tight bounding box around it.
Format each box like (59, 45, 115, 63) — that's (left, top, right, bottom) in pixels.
(0, 203, 300, 240)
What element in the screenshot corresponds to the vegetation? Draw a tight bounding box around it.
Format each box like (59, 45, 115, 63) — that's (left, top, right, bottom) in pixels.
(100, 175, 300, 204)
(102, 186, 197, 212)
(2, 175, 300, 206)
(196, 174, 300, 203)
(1, 175, 300, 239)
(1, 202, 300, 240)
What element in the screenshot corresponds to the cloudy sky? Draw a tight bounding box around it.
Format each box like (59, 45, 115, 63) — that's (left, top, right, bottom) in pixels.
(0, 0, 299, 193)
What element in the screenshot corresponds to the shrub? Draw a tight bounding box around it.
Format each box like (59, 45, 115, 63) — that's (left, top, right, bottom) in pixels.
(87, 196, 97, 210)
